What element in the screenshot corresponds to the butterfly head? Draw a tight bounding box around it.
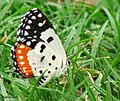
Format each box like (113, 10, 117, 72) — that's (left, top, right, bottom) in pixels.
(66, 59, 72, 66)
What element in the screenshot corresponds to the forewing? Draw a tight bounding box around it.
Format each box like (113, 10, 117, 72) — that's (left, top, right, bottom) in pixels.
(17, 8, 67, 64)
(17, 8, 53, 42)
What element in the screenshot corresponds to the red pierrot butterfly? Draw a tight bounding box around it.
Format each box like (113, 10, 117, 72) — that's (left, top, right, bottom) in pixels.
(11, 8, 70, 86)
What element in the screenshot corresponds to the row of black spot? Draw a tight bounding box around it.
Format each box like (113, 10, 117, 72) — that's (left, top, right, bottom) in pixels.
(38, 66, 58, 74)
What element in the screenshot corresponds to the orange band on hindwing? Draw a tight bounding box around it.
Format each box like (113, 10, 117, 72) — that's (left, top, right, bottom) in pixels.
(16, 43, 34, 78)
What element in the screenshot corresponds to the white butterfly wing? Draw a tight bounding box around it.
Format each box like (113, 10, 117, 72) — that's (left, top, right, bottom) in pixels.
(27, 42, 64, 85)
(40, 28, 67, 64)
(40, 28, 67, 76)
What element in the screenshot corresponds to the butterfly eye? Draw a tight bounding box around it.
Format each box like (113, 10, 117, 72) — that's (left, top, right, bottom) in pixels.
(67, 59, 72, 66)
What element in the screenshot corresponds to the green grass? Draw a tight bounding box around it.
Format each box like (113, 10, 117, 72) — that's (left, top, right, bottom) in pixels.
(0, 0, 120, 100)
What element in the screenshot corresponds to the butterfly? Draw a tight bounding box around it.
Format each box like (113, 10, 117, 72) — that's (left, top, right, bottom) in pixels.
(11, 8, 70, 86)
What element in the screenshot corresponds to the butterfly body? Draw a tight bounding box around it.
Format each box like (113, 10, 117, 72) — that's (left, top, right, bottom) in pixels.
(11, 8, 69, 86)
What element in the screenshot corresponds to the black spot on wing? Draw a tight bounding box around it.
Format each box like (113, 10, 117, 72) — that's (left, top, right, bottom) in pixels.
(40, 56, 45, 62)
(40, 44, 46, 53)
(55, 67, 58, 70)
(48, 71, 51, 73)
(49, 63, 52, 66)
(39, 70, 42, 74)
(52, 55, 56, 61)
(47, 36, 54, 43)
